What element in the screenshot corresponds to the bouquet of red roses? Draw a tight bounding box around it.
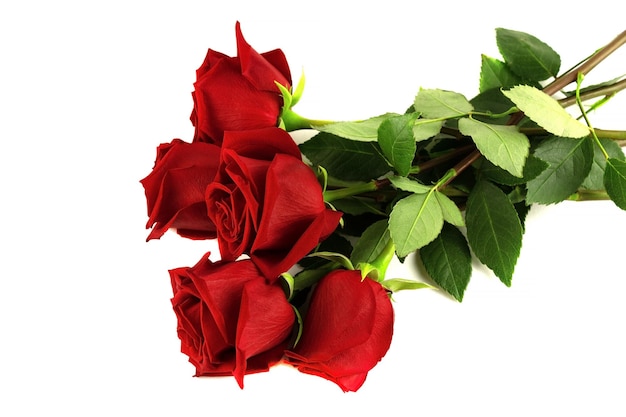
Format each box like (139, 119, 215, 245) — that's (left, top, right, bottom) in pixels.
(141, 22, 626, 392)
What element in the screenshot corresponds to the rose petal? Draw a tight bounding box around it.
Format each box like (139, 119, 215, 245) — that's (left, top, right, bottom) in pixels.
(251, 154, 342, 279)
(253, 154, 329, 248)
(141, 140, 220, 214)
(188, 256, 261, 345)
(170, 267, 231, 374)
(145, 167, 217, 240)
(221, 128, 301, 162)
(140, 140, 220, 240)
(196, 49, 229, 79)
(236, 21, 291, 92)
(293, 271, 377, 360)
(252, 209, 342, 281)
(233, 279, 295, 388)
(206, 182, 255, 261)
(259, 49, 292, 89)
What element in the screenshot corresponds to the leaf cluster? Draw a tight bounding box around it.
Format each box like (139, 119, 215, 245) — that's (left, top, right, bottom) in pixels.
(297, 28, 626, 301)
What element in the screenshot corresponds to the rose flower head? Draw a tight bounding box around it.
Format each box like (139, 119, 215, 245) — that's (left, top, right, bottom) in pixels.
(191, 22, 292, 144)
(285, 270, 394, 392)
(140, 139, 221, 241)
(206, 127, 342, 281)
(169, 253, 295, 388)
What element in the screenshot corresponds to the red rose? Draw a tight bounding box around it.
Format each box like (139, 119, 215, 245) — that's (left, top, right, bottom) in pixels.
(169, 253, 295, 388)
(191, 22, 292, 144)
(140, 139, 221, 241)
(285, 270, 394, 392)
(205, 127, 342, 280)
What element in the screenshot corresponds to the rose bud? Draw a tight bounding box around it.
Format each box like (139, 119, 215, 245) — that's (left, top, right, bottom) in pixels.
(191, 22, 292, 144)
(285, 270, 394, 392)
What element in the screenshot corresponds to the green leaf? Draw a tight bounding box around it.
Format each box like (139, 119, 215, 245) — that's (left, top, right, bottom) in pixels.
(378, 113, 418, 176)
(351, 219, 391, 265)
(299, 132, 390, 181)
(381, 278, 432, 293)
(465, 180, 523, 286)
(495, 28, 560, 81)
(413, 88, 474, 119)
(389, 192, 444, 258)
(413, 118, 444, 141)
(315, 113, 400, 141)
(478, 155, 549, 186)
(582, 138, 626, 190)
(604, 158, 626, 210)
(526, 136, 594, 204)
(419, 224, 472, 301)
(479, 55, 524, 92)
(435, 191, 464, 227)
(502, 85, 590, 138)
(459, 117, 529, 177)
(389, 176, 432, 194)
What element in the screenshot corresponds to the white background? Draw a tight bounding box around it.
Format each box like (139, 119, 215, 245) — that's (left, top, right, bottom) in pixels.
(2, 1, 626, 416)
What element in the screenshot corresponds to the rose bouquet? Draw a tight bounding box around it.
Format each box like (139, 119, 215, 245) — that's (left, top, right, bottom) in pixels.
(141, 22, 626, 392)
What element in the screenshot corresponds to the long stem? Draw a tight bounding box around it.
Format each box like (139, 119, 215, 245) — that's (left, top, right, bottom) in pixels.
(568, 189, 611, 201)
(558, 78, 626, 108)
(543, 30, 626, 96)
(281, 107, 335, 131)
(441, 149, 482, 188)
(416, 144, 476, 173)
(323, 179, 386, 202)
(520, 127, 626, 141)
(576, 73, 610, 159)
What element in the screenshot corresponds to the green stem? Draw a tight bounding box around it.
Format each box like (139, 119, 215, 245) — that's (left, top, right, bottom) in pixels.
(519, 127, 626, 141)
(373, 239, 396, 279)
(441, 149, 482, 188)
(471, 107, 519, 119)
(568, 189, 612, 201)
(323, 179, 385, 202)
(543, 30, 626, 96)
(558, 78, 626, 108)
(415, 144, 476, 173)
(435, 168, 458, 189)
(576, 73, 610, 159)
(520, 127, 626, 141)
(281, 107, 335, 131)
